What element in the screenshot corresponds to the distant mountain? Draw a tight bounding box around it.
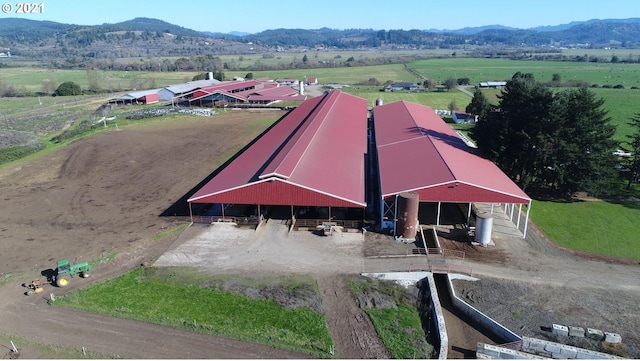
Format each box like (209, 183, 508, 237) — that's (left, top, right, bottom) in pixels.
(532, 17, 640, 32)
(2, 17, 640, 60)
(431, 25, 520, 35)
(99, 17, 203, 37)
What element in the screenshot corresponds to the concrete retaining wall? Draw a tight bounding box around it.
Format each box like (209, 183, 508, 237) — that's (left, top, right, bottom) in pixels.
(476, 342, 547, 359)
(447, 275, 522, 343)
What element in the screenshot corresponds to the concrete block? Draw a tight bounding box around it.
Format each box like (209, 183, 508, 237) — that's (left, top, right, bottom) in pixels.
(552, 323, 569, 336)
(604, 332, 622, 343)
(576, 349, 602, 359)
(559, 345, 578, 358)
(544, 343, 561, 353)
(586, 327, 604, 341)
(569, 326, 585, 337)
(500, 351, 516, 359)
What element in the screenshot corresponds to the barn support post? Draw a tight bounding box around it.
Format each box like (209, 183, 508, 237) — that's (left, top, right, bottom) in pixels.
(490, 203, 494, 214)
(189, 202, 193, 223)
(522, 201, 531, 238)
(291, 205, 294, 220)
(393, 194, 398, 236)
(510, 203, 515, 221)
(436, 201, 441, 226)
(221, 203, 225, 219)
(467, 202, 472, 228)
(328, 206, 332, 220)
(516, 204, 522, 229)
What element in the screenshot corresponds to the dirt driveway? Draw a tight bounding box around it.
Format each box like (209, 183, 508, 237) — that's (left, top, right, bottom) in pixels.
(0, 109, 638, 359)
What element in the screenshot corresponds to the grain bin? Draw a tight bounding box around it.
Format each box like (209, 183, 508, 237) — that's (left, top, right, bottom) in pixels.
(396, 192, 419, 239)
(474, 212, 493, 246)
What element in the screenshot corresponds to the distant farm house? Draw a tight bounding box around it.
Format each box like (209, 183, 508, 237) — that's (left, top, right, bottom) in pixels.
(452, 111, 478, 124)
(0, 48, 10, 57)
(384, 82, 419, 92)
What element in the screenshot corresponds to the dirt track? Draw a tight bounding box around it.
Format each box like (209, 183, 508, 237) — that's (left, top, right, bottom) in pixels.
(1, 109, 639, 359)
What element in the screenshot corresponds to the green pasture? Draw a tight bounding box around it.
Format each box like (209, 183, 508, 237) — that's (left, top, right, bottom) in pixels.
(344, 86, 472, 110)
(0, 67, 199, 93)
(226, 63, 419, 85)
(588, 88, 639, 143)
(52, 268, 333, 358)
(406, 58, 640, 88)
(530, 200, 640, 261)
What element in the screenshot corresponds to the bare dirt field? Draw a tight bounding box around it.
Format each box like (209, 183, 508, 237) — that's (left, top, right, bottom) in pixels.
(0, 108, 639, 359)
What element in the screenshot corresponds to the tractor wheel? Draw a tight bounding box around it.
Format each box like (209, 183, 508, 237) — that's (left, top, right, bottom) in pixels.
(80, 272, 90, 278)
(56, 276, 69, 287)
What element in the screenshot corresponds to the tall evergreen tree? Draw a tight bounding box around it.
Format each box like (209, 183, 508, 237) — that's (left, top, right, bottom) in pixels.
(549, 88, 617, 196)
(472, 73, 555, 191)
(465, 88, 492, 118)
(624, 113, 640, 190)
(472, 72, 618, 197)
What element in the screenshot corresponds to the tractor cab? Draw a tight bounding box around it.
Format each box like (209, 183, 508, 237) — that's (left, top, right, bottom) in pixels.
(56, 259, 71, 274)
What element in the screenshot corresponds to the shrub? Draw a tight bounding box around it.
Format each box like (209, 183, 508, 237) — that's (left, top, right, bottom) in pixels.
(55, 81, 82, 96)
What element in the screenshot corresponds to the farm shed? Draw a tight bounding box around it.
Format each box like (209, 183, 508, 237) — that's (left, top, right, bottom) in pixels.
(187, 90, 367, 222)
(158, 79, 221, 100)
(108, 90, 160, 105)
(372, 100, 531, 237)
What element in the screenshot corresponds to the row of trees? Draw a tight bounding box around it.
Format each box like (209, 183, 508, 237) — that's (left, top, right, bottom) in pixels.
(469, 72, 639, 197)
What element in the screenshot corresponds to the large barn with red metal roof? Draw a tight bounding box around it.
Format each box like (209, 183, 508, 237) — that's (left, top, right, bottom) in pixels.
(187, 89, 367, 222)
(187, 90, 531, 236)
(372, 100, 531, 236)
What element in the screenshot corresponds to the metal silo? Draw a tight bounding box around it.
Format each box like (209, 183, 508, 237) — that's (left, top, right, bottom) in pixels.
(396, 192, 419, 240)
(474, 212, 493, 247)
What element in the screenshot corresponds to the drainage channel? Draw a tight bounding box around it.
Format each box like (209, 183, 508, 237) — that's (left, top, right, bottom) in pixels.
(432, 273, 511, 359)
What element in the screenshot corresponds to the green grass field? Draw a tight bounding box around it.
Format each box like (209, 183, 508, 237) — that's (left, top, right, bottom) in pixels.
(344, 86, 472, 110)
(52, 268, 333, 358)
(531, 200, 640, 260)
(406, 58, 640, 87)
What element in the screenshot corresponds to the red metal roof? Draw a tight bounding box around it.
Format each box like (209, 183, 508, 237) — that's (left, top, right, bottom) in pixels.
(374, 101, 530, 204)
(188, 90, 368, 207)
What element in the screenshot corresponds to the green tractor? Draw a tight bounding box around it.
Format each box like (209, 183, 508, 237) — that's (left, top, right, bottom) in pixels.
(54, 259, 92, 287)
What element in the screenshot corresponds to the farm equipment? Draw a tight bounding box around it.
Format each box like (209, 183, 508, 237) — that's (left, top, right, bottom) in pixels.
(22, 279, 44, 296)
(53, 259, 92, 287)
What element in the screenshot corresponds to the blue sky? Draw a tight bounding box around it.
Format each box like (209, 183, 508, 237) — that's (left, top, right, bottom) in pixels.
(1, 0, 637, 33)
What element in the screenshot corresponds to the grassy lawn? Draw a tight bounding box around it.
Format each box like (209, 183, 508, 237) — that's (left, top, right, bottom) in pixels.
(531, 200, 640, 261)
(52, 268, 334, 358)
